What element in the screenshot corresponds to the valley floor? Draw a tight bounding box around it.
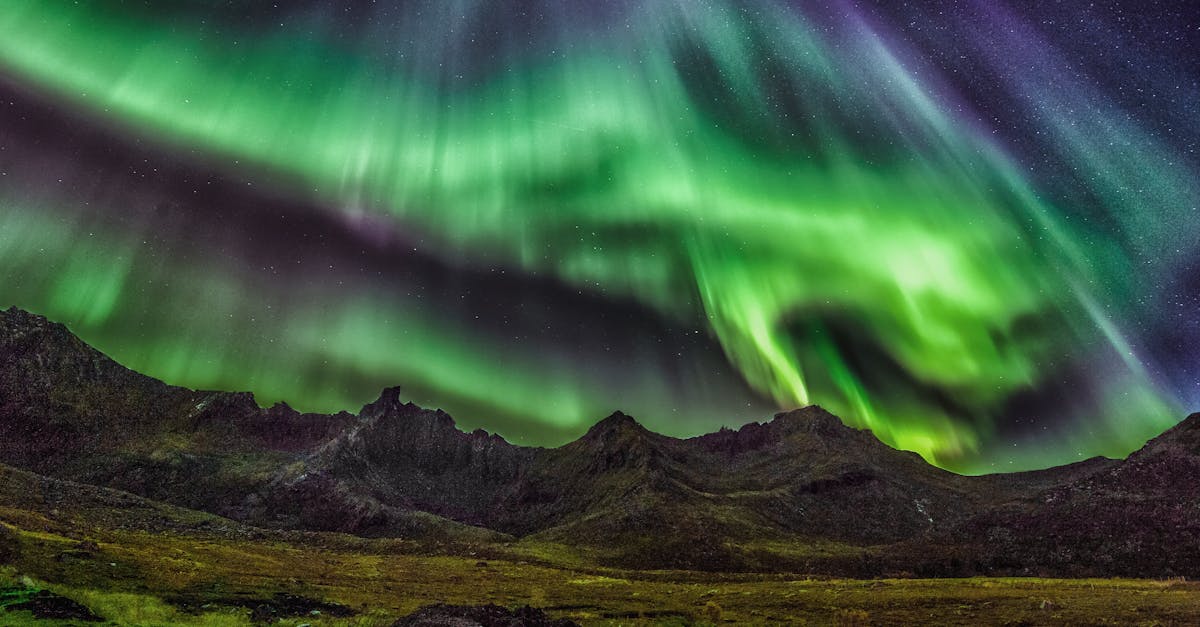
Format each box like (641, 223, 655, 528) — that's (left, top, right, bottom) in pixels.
(1, 505, 1198, 626)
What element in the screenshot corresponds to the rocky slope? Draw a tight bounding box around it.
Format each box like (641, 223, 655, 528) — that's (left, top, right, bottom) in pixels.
(944, 413, 1200, 577)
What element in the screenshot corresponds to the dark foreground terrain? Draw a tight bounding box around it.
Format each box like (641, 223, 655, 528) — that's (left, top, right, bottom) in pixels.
(1, 476, 1199, 625)
(1, 306, 1200, 624)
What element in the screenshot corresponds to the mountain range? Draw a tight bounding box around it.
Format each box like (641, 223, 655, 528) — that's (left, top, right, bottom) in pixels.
(1, 306, 1197, 577)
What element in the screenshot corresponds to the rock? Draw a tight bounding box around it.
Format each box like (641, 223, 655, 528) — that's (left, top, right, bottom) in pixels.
(5, 589, 103, 622)
(250, 603, 278, 623)
(391, 603, 579, 627)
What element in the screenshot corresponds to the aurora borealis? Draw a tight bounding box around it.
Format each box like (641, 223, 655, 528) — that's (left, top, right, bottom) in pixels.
(0, 1, 1196, 473)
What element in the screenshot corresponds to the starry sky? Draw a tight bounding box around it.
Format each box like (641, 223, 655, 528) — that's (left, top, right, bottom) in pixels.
(0, 1, 1197, 473)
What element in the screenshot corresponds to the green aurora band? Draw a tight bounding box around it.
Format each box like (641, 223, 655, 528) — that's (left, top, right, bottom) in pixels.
(0, 1, 1193, 472)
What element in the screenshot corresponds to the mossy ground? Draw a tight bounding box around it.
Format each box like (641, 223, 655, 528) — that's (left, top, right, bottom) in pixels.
(2, 506, 1199, 626)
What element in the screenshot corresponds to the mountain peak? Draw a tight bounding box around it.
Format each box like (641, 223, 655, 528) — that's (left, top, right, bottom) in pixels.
(3, 305, 42, 319)
(1134, 412, 1200, 458)
(2, 306, 73, 343)
(692, 405, 862, 456)
(358, 386, 406, 416)
(769, 405, 856, 435)
(584, 411, 645, 438)
(356, 386, 459, 434)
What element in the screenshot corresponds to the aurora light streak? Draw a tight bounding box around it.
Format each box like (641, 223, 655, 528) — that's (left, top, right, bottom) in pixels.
(0, 1, 1196, 472)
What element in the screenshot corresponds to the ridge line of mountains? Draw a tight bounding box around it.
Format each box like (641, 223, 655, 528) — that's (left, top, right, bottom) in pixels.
(1, 306, 1198, 577)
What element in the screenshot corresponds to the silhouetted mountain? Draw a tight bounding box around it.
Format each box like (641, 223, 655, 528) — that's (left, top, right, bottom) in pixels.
(0, 306, 1196, 575)
(257, 387, 533, 535)
(942, 413, 1200, 577)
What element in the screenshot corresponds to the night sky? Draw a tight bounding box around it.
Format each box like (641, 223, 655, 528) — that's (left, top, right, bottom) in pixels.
(1, 1, 1197, 473)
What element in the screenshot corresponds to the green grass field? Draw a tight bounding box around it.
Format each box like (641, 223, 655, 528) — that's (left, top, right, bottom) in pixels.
(2, 501, 1199, 626)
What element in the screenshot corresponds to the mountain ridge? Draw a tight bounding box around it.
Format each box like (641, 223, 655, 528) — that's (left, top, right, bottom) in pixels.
(1, 306, 1198, 576)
